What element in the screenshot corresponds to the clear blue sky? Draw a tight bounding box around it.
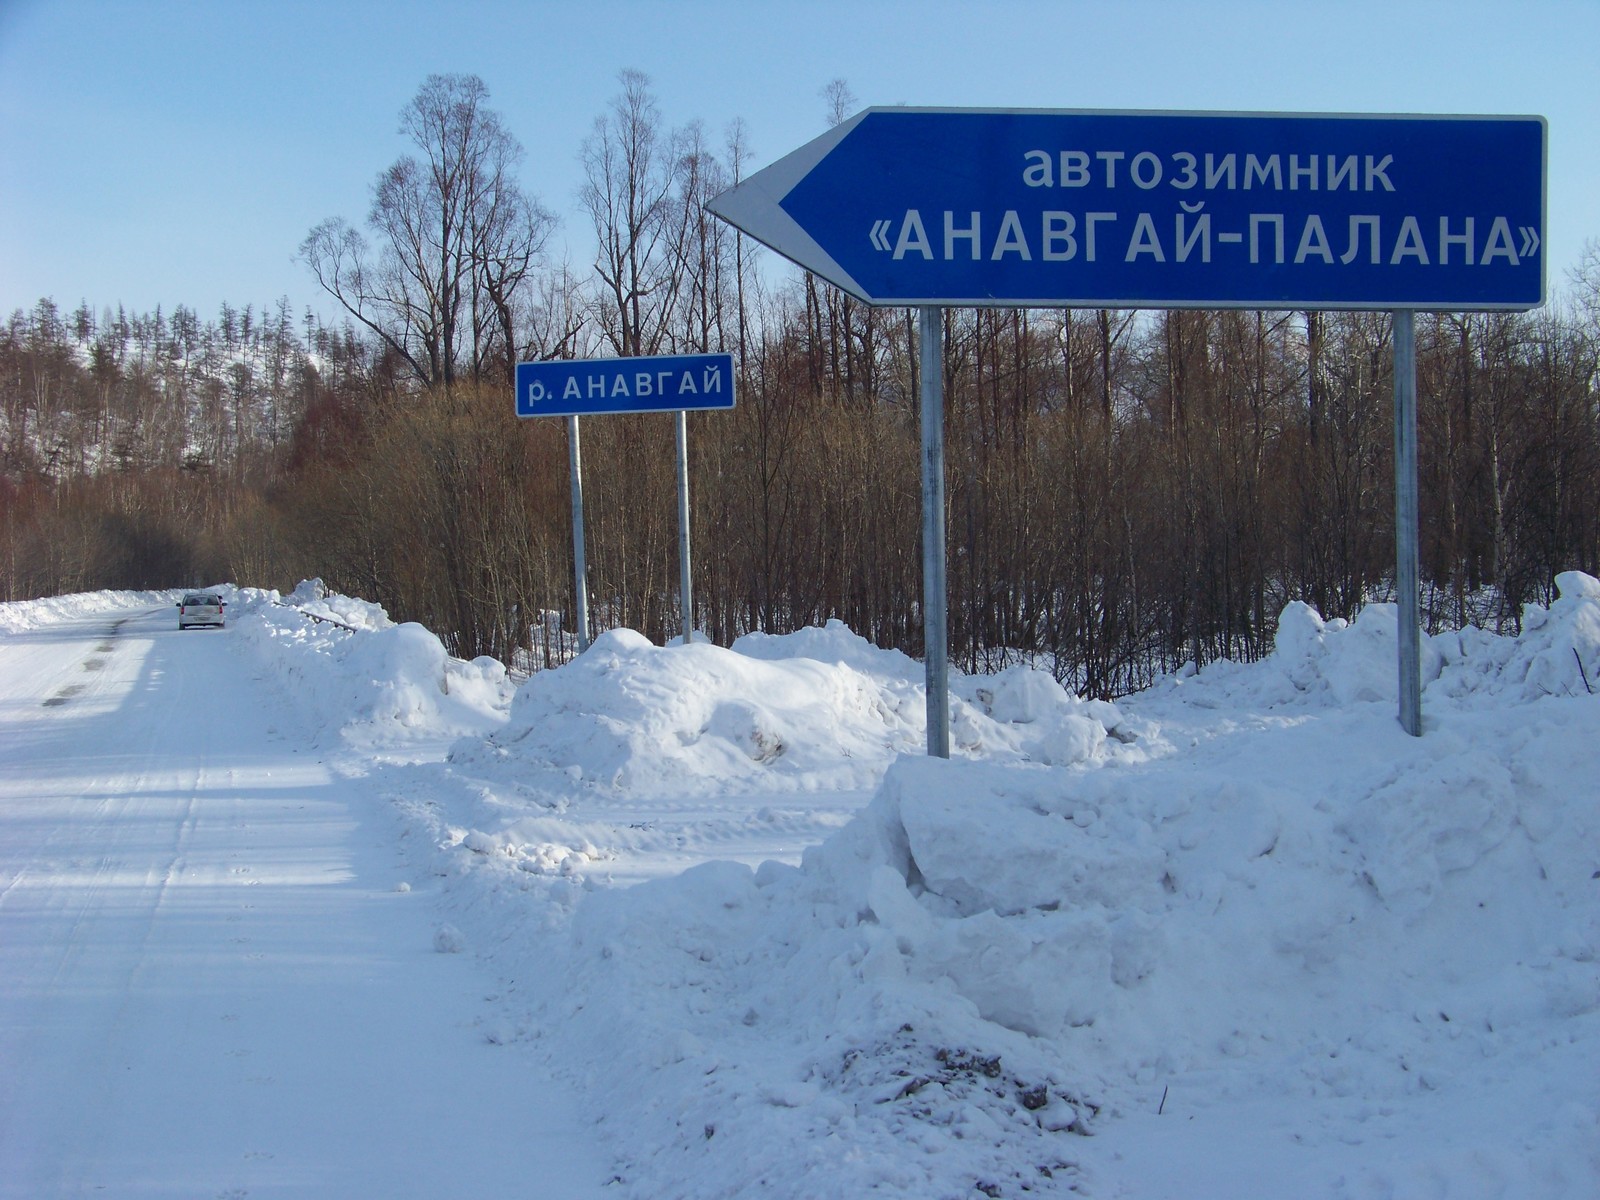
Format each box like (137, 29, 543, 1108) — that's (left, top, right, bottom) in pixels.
(2, 0, 1596, 323)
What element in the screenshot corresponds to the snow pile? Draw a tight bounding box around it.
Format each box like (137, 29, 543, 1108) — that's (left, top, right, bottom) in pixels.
(281, 576, 392, 631)
(412, 574, 1600, 1199)
(1145, 597, 1441, 710)
(231, 586, 511, 747)
(526, 759, 1125, 1197)
(1158, 570, 1600, 717)
(1432, 569, 1600, 702)
(731, 617, 927, 674)
(0, 588, 177, 634)
(456, 626, 923, 795)
(454, 620, 1128, 799)
(959, 662, 1132, 763)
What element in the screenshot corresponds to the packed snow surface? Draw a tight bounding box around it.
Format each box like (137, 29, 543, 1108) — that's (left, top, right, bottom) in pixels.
(0, 584, 603, 1199)
(3, 575, 1597, 1198)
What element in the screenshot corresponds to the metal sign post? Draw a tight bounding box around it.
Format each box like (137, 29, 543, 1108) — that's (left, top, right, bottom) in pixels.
(709, 107, 1546, 742)
(675, 410, 694, 644)
(919, 307, 951, 758)
(566, 415, 591, 653)
(1393, 311, 1422, 735)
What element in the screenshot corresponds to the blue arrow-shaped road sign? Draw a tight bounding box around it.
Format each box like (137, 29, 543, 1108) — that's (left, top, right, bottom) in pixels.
(706, 108, 1546, 311)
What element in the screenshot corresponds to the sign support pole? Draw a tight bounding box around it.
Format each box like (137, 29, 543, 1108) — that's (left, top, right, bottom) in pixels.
(675, 409, 694, 645)
(566, 415, 591, 654)
(1393, 310, 1422, 735)
(920, 306, 951, 758)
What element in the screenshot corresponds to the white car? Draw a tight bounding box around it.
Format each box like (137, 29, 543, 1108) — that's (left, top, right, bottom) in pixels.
(177, 592, 226, 629)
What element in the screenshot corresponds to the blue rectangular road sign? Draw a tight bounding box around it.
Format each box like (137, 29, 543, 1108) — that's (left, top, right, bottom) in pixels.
(707, 109, 1546, 311)
(515, 353, 735, 418)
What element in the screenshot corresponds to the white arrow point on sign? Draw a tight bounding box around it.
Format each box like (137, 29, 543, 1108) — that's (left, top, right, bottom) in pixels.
(1519, 226, 1540, 257)
(705, 110, 875, 301)
(870, 220, 892, 251)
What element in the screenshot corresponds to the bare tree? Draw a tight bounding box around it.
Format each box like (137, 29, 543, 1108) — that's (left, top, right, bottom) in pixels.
(580, 69, 684, 357)
(301, 74, 553, 390)
(723, 118, 758, 370)
(517, 258, 593, 363)
(669, 119, 736, 354)
(821, 78, 857, 126)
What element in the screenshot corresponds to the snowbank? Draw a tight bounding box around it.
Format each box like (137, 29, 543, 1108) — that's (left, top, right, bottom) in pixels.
(230, 583, 512, 747)
(423, 575, 1600, 1199)
(0, 588, 178, 634)
(281, 576, 392, 631)
(35, 573, 1587, 1197)
(452, 620, 1130, 800)
(1433, 569, 1600, 702)
(1143, 572, 1600, 719)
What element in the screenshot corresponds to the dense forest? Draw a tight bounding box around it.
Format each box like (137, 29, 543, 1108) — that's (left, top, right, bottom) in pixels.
(4, 73, 1598, 697)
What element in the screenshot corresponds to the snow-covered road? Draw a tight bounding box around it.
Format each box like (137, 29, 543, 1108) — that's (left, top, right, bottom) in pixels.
(0, 603, 607, 1198)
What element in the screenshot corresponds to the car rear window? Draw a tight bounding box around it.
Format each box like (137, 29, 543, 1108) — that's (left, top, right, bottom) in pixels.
(182, 595, 219, 606)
